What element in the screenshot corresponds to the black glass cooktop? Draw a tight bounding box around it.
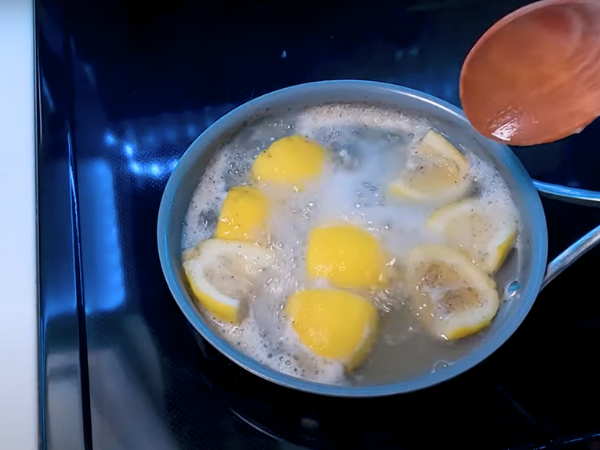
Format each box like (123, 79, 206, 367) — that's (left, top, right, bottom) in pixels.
(37, 0, 600, 449)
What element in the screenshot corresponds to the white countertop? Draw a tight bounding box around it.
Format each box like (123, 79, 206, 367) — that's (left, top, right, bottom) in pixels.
(0, 0, 39, 449)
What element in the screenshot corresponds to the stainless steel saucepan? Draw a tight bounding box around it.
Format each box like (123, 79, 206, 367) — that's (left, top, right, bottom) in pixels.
(157, 80, 600, 397)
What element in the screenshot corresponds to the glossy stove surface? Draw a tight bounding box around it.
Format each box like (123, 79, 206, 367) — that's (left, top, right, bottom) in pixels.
(37, 0, 600, 449)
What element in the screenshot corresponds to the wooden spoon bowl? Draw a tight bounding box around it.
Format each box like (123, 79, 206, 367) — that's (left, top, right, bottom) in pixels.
(460, 0, 600, 146)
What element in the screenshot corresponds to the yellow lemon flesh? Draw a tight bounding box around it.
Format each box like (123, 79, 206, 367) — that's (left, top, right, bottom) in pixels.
(285, 289, 378, 371)
(183, 239, 274, 324)
(390, 129, 471, 205)
(215, 186, 269, 244)
(406, 244, 499, 340)
(251, 135, 326, 188)
(306, 224, 388, 289)
(427, 198, 517, 273)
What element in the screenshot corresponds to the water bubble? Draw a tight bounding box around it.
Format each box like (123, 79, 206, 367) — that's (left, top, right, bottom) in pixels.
(505, 280, 520, 299)
(362, 182, 379, 192)
(198, 208, 217, 228)
(433, 360, 451, 372)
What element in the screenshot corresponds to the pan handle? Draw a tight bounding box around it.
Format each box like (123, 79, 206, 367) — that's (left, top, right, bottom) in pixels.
(534, 180, 600, 207)
(542, 223, 600, 290)
(535, 179, 600, 290)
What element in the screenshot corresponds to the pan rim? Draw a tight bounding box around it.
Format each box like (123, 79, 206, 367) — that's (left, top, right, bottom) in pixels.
(157, 80, 548, 397)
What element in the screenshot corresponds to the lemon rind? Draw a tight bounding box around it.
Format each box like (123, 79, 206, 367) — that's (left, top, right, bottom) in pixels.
(183, 258, 242, 323)
(306, 224, 389, 290)
(183, 239, 274, 324)
(389, 177, 472, 205)
(419, 129, 469, 165)
(285, 289, 379, 371)
(427, 199, 517, 273)
(250, 135, 327, 188)
(389, 130, 472, 204)
(214, 185, 270, 244)
(407, 244, 499, 340)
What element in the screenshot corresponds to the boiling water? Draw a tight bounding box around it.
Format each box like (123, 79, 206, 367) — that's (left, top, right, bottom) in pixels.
(182, 103, 519, 385)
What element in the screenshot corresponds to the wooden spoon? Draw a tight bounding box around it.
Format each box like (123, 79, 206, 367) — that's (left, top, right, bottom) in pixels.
(460, 0, 600, 146)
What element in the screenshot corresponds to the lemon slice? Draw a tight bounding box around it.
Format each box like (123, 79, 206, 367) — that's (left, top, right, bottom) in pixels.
(215, 186, 269, 244)
(427, 198, 517, 273)
(183, 239, 275, 324)
(406, 244, 499, 340)
(390, 129, 471, 204)
(306, 224, 389, 289)
(285, 289, 378, 371)
(251, 135, 326, 189)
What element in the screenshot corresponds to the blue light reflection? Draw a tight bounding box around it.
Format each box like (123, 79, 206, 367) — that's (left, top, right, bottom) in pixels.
(150, 164, 162, 176)
(104, 132, 116, 146)
(128, 160, 177, 178)
(123, 143, 134, 157)
(79, 159, 125, 314)
(130, 162, 142, 174)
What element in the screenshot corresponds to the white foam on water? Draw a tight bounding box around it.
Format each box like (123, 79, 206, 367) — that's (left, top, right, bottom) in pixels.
(181, 103, 520, 385)
(214, 310, 346, 385)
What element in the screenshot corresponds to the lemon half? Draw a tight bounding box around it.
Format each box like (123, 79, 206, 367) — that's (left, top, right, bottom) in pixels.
(215, 186, 269, 244)
(251, 135, 326, 188)
(390, 129, 471, 205)
(285, 289, 378, 371)
(406, 244, 499, 340)
(427, 198, 517, 273)
(306, 224, 388, 289)
(183, 239, 274, 323)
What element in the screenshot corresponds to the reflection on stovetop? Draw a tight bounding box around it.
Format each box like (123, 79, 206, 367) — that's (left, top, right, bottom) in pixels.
(192, 307, 600, 450)
(37, 0, 600, 449)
